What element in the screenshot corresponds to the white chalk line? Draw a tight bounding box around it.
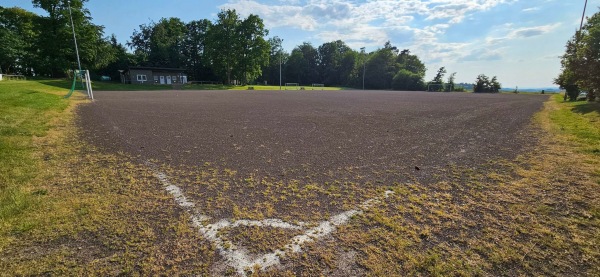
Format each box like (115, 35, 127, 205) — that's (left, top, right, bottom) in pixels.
(147, 162, 393, 275)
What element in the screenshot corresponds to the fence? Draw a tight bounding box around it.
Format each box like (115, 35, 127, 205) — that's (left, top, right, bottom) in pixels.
(0, 74, 26, 81)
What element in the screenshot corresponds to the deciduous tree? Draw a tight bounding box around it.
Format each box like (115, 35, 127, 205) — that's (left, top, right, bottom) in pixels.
(0, 7, 37, 74)
(182, 19, 213, 81)
(33, 0, 106, 77)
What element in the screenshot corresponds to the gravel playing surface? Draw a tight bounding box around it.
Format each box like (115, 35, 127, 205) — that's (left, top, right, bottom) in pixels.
(77, 90, 547, 185)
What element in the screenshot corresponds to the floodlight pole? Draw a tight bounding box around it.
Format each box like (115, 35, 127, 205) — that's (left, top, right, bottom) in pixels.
(278, 38, 283, 91)
(580, 0, 588, 31)
(67, 0, 82, 76)
(360, 47, 366, 90)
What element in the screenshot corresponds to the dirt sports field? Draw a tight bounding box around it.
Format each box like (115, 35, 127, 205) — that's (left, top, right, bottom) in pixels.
(76, 89, 589, 276)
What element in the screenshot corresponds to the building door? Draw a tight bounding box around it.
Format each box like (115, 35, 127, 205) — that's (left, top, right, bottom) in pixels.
(166, 76, 172, 85)
(160, 76, 165, 84)
(181, 76, 187, 84)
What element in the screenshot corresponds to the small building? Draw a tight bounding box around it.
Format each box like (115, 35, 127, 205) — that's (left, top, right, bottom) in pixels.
(120, 67, 188, 85)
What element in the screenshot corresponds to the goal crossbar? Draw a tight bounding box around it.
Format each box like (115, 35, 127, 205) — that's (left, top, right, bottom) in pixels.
(285, 83, 299, 90)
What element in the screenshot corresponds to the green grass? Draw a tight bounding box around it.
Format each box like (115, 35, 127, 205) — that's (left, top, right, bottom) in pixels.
(0, 81, 69, 222)
(34, 78, 346, 91)
(230, 84, 344, 91)
(0, 80, 215, 275)
(549, 94, 600, 155)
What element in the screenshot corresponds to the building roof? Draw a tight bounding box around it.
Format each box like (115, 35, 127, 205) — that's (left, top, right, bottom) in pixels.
(127, 66, 186, 73)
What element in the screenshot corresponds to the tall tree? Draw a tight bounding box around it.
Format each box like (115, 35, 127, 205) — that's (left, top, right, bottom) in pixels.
(32, 0, 106, 77)
(129, 17, 187, 68)
(96, 34, 135, 80)
(574, 10, 600, 100)
(394, 49, 426, 91)
(364, 42, 400, 89)
(474, 74, 501, 93)
(285, 42, 319, 85)
(428, 66, 447, 91)
(262, 36, 288, 85)
(447, 72, 457, 91)
(128, 21, 153, 64)
(235, 14, 270, 85)
(0, 7, 37, 75)
(182, 19, 213, 81)
(556, 8, 600, 101)
(206, 9, 241, 84)
(317, 40, 353, 86)
(397, 49, 426, 76)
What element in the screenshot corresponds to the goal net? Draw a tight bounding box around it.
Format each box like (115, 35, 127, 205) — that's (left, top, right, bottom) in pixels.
(64, 69, 94, 99)
(285, 83, 299, 90)
(427, 83, 455, 92)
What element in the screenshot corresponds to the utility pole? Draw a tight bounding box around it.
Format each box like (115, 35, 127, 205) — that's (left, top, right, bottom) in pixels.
(360, 47, 366, 90)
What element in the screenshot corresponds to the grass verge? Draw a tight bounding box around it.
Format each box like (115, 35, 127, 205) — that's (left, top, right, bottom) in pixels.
(0, 80, 70, 232)
(33, 78, 345, 91)
(0, 80, 215, 275)
(261, 93, 599, 276)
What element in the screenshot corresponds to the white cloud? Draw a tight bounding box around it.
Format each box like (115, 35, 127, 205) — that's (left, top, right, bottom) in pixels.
(221, 0, 513, 32)
(507, 23, 561, 39)
(219, 1, 318, 30)
(522, 7, 540, 12)
(459, 47, 504, 62)
(220, 0, 518, 70)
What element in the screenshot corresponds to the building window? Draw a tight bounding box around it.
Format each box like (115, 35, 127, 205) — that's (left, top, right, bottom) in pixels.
(136, 74, 147, 82)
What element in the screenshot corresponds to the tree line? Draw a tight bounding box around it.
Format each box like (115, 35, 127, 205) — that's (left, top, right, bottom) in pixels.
(1, 0, 503, 92)
(555, 8, 600, 101)
(0, 1, 114, 78)
(126, 15, 430, 89)
(0, 1, 428, 89)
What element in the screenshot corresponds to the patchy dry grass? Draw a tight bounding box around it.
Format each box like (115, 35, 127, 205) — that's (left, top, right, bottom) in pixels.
(0, 81, 215, 275)
(253, 94, 600, 276)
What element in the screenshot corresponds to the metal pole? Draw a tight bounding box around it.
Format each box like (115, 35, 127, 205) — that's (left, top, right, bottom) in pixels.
(279, 38, 283, 91)
(86, 70, 94, 100)
(360, 47, 366, 90)
(67, 0, 82, 74)
(580, 0, 588, 31)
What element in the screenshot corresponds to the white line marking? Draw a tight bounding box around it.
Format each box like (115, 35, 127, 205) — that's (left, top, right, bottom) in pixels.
(147, 162, 393, 275)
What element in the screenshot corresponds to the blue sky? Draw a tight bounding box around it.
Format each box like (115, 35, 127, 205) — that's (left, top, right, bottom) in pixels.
(5, 0, 599, 88)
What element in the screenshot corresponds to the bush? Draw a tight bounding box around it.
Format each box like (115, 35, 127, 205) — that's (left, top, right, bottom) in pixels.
(473, 74, 501, 93)
(392, 69, 425, 91)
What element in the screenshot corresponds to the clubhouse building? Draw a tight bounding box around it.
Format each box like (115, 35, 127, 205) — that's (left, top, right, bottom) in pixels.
(120, 67, 188, 85)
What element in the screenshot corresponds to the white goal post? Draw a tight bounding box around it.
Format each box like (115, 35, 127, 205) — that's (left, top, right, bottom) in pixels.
(427, 83, 453, 92)
(83, 70, 94, 99)
(311, 83, 324, 90)
(285, 83, 299, 90)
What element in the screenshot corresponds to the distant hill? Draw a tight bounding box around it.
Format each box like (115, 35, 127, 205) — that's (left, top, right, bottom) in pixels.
(454, 83, 560, 93)
(455, 83, 473, 90)
(501, 87, 561, 93)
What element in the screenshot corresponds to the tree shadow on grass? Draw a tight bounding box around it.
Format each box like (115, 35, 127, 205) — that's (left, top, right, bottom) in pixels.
(571, 101, 600, 116)
(36, 79, 73, 89)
